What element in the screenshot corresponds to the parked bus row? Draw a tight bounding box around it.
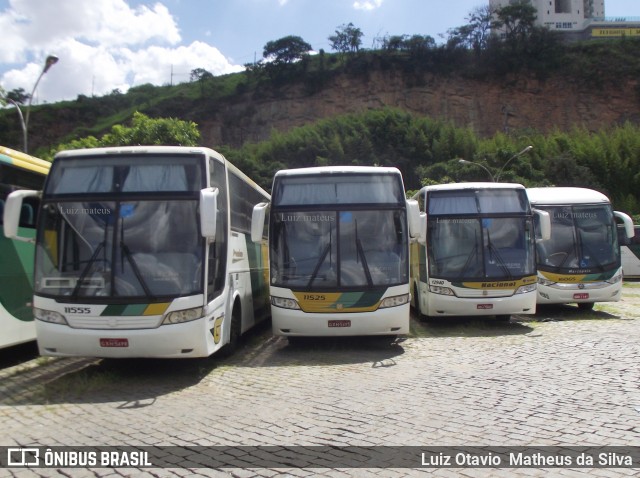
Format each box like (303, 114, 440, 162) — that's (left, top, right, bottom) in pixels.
(2, 145, 636, 357)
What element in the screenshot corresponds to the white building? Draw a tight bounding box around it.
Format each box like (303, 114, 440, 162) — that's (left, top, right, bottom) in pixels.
(490, 0, 640, 41)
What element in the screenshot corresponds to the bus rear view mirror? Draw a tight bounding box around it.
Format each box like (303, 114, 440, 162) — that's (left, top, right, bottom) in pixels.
(200, 187, 219, 239)
(251, 202, 269, 243)
(533, 208, 551, 241)
(614, 211, 635, 242)
(3, 189, 39, 243)
(407, 199, 426, 244)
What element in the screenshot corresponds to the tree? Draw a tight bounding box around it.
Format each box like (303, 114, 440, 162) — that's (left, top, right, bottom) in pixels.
(329, 23, 364, 55)
(492, 0, 537, 45)
(5, 88, 29, 105)
(262, 35, 312, 66)
(190, 68, 213, 82)
(46, 112, 200, 159)
(447, 5, 495, 52)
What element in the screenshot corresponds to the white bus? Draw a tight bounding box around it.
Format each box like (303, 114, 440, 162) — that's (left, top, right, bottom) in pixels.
(0, 146, 51, 349)
(527, 187, 634, 309)
(3, 146, 270, 358)
(251, 166, 422, 339)
(410, 183, 550, 320)
(620, 225, 640, 279)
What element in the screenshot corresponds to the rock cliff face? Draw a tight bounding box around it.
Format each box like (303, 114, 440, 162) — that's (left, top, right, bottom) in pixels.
(197, 70, 640, 147)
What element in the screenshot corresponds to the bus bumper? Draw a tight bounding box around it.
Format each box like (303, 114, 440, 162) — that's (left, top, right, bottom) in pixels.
(424, 294, 536, 317)
(271, 304, 410, 336)
(35, 319, 214, 358)
(536, 282, 622, 305)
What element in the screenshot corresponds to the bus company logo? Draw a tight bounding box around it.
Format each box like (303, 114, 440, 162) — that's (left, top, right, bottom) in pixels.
(7, 448, 39, 466)
(278, 213, 335, 223)
(61, 207, 112, 215)
(552, 212, 598, 220)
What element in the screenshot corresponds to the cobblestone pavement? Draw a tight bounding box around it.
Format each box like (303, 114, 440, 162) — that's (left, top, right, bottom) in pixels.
(1, 284, 639, 478)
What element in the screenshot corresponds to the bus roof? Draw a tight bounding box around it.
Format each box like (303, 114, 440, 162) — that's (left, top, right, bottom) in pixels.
(419, 182, 525, 194)
(54, 145, 226, 162)
(0, 145, 51, 176)
(526, 187, 611, 205)
(274, 166, 401, 178)
(51, 145, 269, 198)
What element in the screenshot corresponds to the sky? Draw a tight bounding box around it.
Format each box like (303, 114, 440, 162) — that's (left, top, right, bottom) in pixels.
(1, 0, 640, 104)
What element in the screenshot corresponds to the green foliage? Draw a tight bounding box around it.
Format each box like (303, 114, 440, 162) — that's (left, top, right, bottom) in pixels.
(263, 36, 313, 65)
(45, 112, 199, 160)
(225, 109, 640, 216)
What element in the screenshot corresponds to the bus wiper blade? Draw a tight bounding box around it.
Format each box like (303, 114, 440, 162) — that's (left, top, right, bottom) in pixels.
(120, 241, 155, 300)
(71, 241, 105, 298)
(486, 230, 513, 279)
(460, 230, 480, 277)
(307, 244, 332, 288)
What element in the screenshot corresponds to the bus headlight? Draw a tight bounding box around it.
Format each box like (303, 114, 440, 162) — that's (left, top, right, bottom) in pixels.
(162, 307, 203, 325)
(271, 296, 301, 310)
(515, 283, 537, 295)
(379, 294, 410, 309)
(537, 277, 556, 286)
(34, 308, 68, 325)
(429, 285, 455, 296)
(606, 273, 623, 284)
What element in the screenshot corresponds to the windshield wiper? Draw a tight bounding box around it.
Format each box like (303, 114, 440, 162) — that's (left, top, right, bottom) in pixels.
(71, 241, 105, 298)
(355, 224, 373, 286)
(119, 242, 155, 299)
(486, 229, 513, 279)
(460, 230, 480, 277)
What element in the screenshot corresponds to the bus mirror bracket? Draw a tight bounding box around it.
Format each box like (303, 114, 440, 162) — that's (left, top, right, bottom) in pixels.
(3, 189, 39, 243)
(533, 208, 551, 241)
(407, 199, 426, 244)
(251, 202, 269, 243)
(614, 210, 635, 241)
(200, 187, 219, 239)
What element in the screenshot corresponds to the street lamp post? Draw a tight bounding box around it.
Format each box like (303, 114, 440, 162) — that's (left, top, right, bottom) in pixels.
(495, 145, 533, 182)
(458, 159, 494, 181)
(11, 54, 59, 153)
(458, 145, 533, 182)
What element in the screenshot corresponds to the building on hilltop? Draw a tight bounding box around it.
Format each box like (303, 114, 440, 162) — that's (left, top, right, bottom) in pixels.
(489, 0, 640, 42)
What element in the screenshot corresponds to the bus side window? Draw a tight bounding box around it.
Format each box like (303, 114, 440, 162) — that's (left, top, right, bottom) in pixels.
(207, 159, 228, 302)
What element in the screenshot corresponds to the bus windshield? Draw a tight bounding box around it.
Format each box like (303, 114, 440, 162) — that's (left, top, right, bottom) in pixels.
(426, 188, 535, 280)
(536, 205, 619, 271)
(270, 209, 408, 289)
(35, 155, 204, 300)
(427, 217, 535, 280)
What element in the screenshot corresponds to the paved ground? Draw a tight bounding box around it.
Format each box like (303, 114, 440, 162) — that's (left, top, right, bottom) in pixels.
(1, 283, 639, 477)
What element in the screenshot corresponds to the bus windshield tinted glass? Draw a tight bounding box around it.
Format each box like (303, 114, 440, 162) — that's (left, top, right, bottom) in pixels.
(536, 205, 619, 270)
(428, 217, 535, 280)
(428, 188, 529, 215)
(46, 155, 203, 194)
(35, 200, 202, 298)
(270, 210, 408, 289)
(272, 173, 404, 206)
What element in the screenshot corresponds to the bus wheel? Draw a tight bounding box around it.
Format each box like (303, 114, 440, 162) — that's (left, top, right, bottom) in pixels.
(413, 284, 426, 321)
(219, 302, 241, 357)
(578, 302, 595, 311)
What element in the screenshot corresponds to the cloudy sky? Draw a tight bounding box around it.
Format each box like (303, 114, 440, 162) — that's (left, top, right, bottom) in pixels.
(1, 0, 639, 104)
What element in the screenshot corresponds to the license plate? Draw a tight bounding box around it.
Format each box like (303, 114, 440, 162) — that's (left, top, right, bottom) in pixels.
(573, 293, 589, 300)
(477, 304, 493, 310)
(100, 338, 129, 347)
(328, 320, 351, 328)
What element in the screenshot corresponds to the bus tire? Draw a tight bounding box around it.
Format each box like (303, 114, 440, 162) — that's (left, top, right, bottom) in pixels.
(219, 301, 241, 357)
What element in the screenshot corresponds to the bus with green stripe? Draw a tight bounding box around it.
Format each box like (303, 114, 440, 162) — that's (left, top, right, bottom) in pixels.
(3, 146, 270, 358)
(1, 146, 51, 349)
(251, 166, 423, 340)
(527, 187, 635, 309)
